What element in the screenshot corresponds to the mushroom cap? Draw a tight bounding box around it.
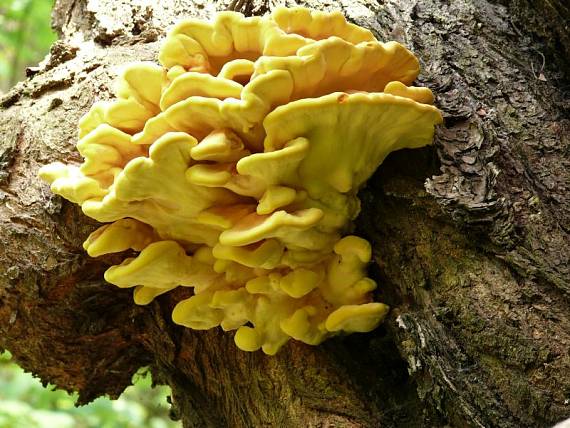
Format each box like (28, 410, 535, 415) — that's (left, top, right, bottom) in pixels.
(83, 218, 157, 257)
(270, 6, 375, 44)
(325, 303, 390, 332)
(77, 124, 146, 188)
(212, 239, 284, 269)
(82, 132, 242, 245)
(160, 72, 243, 111)
(255, 91, 443, 197)
(158, 7, 379, 72)
(38, 6, 443, 355)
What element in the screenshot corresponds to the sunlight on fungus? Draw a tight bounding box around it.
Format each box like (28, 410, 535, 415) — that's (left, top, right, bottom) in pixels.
(39, 6, 442, 355)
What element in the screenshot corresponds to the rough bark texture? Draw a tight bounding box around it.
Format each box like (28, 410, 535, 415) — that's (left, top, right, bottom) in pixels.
(0, 0, 568, 427)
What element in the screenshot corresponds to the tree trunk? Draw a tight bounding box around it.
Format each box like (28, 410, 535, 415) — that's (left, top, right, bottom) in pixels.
(1, 0, 568, 427)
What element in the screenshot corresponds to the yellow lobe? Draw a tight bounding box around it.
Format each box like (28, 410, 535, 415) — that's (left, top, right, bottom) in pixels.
(186, 163, 233, 187)
(280, 306, 327, 345)
(279, 268, 320, 298)
(172, 293, 224, 330)
(210, 288, 253, 331)
(321, 236, 375, 306)
(257, 186, 297, 215)
(325, 303, 390, 332)
(384, 81, 435, 104)
(196, 205, 256, 230)
(115, 62, 166, 113)
(236, 137, 309, 189)
(261, 92, 443, 198)
(245, 274, 281, 295)
(270, 6, 376, 44)
(334, 235, 372, 263)
(77, 124, 146, 187)
(160, 72, 243, 111)
(213, 239, 284, 269)
(133, 286, 172, 305)
(38, 163, 108, 205)
(105, 98, 154, 133)
(83, 218, 157, 257)
(158, 28, 210, 71)
(104, 240, 192, 289)
(38, 6, 443, 355)
(235, 326, 262, 352)
(219, 208, 324, 247)
(190, 129, 250, 163)
(218, 59, 255, 84)
(253, 37, 420, 100)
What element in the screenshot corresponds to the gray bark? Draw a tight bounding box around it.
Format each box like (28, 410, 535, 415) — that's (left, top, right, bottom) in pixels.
(0, 0, 568, 427)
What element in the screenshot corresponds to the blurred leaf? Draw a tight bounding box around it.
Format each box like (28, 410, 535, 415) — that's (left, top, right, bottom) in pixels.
(0, 352, 181, 428)
(0, 0, 58, 92)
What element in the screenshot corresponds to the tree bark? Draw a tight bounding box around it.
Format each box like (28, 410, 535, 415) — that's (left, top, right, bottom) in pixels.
(0, 0, 568, 427)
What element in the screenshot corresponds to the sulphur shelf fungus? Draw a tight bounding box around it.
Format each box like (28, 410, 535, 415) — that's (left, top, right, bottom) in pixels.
(39, 7, 442, 355)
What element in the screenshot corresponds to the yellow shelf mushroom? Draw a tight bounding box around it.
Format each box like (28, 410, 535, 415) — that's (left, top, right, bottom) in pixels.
(39, 7, 442, 355)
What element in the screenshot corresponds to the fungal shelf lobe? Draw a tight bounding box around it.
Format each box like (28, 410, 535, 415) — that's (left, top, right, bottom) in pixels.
(39, 6, 442, 355)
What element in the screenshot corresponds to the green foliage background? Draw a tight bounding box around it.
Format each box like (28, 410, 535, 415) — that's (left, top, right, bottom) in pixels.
(0, 2, 181, 426)
(0, 352, 181, 428)
(0, 0, 58, 91)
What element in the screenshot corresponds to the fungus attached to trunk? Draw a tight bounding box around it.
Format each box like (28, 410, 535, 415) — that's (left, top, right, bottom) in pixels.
(39, 6, 442, 355)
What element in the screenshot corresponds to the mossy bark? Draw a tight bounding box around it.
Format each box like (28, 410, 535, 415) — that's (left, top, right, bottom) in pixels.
(0, 0, 568, 427)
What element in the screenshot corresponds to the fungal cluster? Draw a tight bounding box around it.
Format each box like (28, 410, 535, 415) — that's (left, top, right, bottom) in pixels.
(40, 7, 442, 354)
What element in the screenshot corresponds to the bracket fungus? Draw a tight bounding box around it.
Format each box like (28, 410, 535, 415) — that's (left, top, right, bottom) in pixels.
(39, 7, 442, 355)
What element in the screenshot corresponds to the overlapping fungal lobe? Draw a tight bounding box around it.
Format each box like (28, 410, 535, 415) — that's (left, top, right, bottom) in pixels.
(39, 7, 443, 355)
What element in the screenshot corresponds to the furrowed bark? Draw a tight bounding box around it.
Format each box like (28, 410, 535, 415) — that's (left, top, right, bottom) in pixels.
(0, 0, 568, 427)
